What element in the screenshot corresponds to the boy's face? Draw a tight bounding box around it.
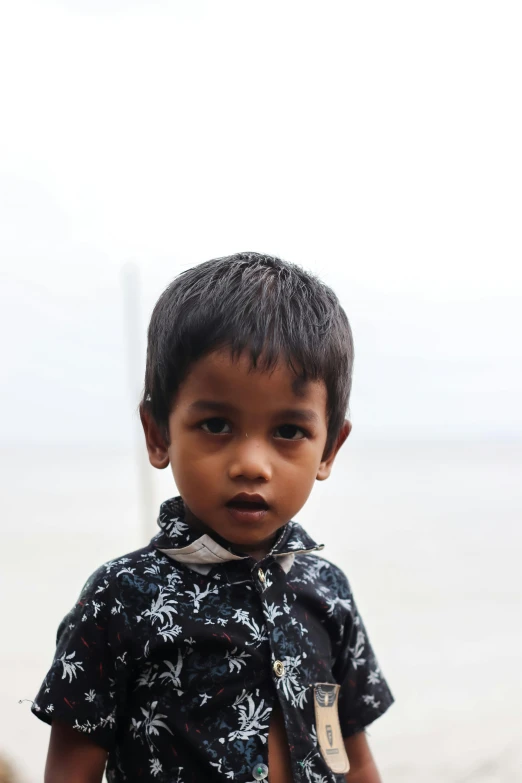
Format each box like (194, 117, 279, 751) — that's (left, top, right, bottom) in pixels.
(142, 349, 350, 557)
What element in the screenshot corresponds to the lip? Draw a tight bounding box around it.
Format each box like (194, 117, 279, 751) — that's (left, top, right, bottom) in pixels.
(227, 493, 269, 508)
(225, 493, 270, 525)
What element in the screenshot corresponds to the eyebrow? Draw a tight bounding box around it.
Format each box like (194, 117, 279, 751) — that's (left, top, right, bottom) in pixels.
(188, 400, 320, 425)
(275, 408, 320, 425)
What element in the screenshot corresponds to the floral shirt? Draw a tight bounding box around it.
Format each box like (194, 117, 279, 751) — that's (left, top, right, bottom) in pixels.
(32, 497, 393, 783)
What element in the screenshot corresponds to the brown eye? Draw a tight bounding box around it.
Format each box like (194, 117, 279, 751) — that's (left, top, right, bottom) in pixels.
(275, 424, 306, 440)
(200, 418, 231, 434)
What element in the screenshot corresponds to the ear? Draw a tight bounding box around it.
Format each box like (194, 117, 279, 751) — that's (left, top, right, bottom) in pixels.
(316, 420, 351, 481)
(140, 406, 170, 469)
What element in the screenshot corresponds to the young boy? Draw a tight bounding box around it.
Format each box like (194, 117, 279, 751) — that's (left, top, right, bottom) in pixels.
(32, 253, 394, 783)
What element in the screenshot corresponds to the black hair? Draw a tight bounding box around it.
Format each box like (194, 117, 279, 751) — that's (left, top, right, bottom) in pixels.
(142, 252, 354, 458)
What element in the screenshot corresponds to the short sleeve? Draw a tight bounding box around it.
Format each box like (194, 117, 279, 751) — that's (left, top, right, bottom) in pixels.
(31, 565, 129, 750)
(333, 585, 394, 738)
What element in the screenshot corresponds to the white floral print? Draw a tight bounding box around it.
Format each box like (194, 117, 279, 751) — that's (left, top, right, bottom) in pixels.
(32, 496, 393, 783)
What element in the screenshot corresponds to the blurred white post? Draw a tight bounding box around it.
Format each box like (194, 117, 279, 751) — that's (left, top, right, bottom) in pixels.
(121, 262, 155, 539)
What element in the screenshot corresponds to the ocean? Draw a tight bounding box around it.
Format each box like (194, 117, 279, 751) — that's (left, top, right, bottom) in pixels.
(1, 440, 521, 782)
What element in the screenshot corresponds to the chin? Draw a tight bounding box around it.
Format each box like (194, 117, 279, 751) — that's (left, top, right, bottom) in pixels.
(218, 525, 276, 548)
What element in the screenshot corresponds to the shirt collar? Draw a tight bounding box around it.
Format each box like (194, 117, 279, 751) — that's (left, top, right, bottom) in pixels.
(151, 496, 324, 574)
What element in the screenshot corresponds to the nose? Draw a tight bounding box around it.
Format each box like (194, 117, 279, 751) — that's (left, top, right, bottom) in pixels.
(228, 438, 272, 482)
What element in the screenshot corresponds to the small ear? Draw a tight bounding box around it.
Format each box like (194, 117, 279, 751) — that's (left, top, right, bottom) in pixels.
(140, 406, 170, 469)
(316, 420, 352, 481)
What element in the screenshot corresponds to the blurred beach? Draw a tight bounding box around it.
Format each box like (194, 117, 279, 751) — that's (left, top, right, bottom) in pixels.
(1, 438, 521, 783)
(1, 0, 522, 780)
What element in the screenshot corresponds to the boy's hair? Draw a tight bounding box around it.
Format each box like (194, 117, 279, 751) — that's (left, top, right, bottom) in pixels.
(142, 252, 354, 458)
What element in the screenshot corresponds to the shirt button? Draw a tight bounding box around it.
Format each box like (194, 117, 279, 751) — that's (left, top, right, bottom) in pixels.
(252, 763, 269, 780)
(257, 568, 266, 583)
(273, 660, 285, 678)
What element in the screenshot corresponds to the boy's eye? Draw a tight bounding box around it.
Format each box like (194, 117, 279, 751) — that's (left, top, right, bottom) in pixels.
(200, 417, 231, 435)
(275, 424, 306, 441)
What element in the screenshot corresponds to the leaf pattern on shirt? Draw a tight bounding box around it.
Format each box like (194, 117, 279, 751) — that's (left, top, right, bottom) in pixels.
(59, 651, 84, 682)
(228, 690, 271, 741)
(32, 496, 394, 783)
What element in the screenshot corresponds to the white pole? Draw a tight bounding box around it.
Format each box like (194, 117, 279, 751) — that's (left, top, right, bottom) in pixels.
(121, 261, 155, 540)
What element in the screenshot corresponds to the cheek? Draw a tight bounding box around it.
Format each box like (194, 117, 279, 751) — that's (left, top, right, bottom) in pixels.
(169, 460, 215, 508)
(284, 443, 324, 471)
(279, 451, 322, 490)
(168, 437, 222, 485)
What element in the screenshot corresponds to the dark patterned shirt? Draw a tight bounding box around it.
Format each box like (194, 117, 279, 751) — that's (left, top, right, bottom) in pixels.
(32, 497, 393, 782)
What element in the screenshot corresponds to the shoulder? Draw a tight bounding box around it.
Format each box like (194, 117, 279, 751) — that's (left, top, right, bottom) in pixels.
(290, 553, 354, 613)
(293, 552, 352, 590)
(55, 545, 186, 646)
(72, 545, 185, 617)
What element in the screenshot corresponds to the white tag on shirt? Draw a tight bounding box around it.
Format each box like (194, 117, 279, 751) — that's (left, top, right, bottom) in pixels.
(313, 683, 350, 775)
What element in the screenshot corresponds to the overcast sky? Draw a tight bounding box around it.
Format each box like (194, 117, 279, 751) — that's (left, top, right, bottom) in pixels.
(1, 0, 521, 445)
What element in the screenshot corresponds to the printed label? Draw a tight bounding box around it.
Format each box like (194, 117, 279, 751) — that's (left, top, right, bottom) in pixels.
(313, 683, 350, 775)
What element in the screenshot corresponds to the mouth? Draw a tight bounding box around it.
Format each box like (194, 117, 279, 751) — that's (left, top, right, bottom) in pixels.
(225, 493, 270, 523)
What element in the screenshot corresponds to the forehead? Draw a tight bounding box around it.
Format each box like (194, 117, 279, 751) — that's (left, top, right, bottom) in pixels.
(177, 349, 328, 415)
